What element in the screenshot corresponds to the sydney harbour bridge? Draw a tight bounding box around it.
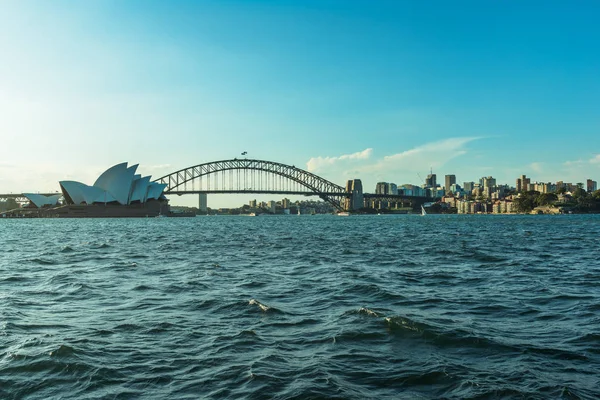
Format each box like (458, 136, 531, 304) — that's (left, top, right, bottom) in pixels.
(0, 158, 429, 211)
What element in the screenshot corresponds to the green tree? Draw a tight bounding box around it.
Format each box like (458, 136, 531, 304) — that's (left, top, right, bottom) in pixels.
(573, 187, 587, 199)
(537, 193, 558, 206)
(513, 191, 540, 213)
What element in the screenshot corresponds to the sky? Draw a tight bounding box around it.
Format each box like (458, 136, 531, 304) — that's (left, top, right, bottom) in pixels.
(1, 0, 599, 207)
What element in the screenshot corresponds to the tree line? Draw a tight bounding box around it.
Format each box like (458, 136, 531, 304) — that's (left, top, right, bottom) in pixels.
(513, 189, 600, 213)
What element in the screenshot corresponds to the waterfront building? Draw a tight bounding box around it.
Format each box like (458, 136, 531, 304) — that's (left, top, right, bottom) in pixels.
(492, 200, 514, 214)
(505, 201, 514, 213)
(587, 179, 597, 192)
(15, 162, 171, 217)
(445, 175, 456, 194)
(249, 199, 257, 208)
(457, 199, 472, 214)
(442, 196, 457, 208)
(493, 201, 502, 214)
(59, 162, 166, 206)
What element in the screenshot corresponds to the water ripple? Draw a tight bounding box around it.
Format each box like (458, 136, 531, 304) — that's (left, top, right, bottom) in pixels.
(1, 215, 599, 399)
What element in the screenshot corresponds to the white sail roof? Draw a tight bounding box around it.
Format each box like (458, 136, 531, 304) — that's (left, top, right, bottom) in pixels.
(23, 193, 61, 208)
(60, 181, 88, 205)
(91, 163, 138, 205)
(146, 182, 167, 200)
(93, 162, 128, 190)
(130, 176, 151, 203)
(59, 162, 164, 206)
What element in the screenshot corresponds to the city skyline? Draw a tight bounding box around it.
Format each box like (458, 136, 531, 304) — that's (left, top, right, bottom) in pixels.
(1, 1, 599, 208)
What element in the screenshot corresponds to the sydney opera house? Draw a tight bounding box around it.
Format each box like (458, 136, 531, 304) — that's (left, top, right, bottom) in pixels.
(23, 162, 170, 217)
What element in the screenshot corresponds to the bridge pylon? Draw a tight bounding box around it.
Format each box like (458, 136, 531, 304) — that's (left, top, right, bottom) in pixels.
(345, 179, 364, 211)
(198, 193, 207, 212)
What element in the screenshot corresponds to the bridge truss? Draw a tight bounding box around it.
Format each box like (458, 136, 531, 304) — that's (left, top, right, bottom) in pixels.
(153, 159, 349, 210)
(0, 193, 60, 206)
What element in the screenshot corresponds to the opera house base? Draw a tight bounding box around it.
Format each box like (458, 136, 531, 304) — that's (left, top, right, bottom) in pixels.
(40, 200, 171, 218)
(16, 162, 188, 218)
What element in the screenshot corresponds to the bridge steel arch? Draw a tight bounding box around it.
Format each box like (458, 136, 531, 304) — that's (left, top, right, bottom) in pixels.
(153, 159, 349, 210)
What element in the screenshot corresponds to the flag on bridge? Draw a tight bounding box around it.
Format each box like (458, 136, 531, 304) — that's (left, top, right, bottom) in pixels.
(241, 151, 247, 155)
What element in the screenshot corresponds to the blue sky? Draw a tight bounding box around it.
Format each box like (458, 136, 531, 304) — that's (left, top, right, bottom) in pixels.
(1, 1, 599, 207)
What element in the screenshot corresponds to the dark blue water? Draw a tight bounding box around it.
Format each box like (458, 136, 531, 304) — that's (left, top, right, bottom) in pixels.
(1, 215, 599, 399)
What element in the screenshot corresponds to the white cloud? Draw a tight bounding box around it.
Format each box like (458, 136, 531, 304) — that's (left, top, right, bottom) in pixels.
(529, 162, 543, 173)
(378, 137, 480, 170)
(557, 157, 599, 183)
(564, 159, 585, 167)
(589, 155, 600, 164)
(306, 148, 373, 172)
(142, 164, 173, 175)
(305, 137, 482, 189)
(352, 137, 481, 185)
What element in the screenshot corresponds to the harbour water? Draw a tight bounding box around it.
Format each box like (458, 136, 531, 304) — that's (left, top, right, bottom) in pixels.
(1, 215, 599, 399)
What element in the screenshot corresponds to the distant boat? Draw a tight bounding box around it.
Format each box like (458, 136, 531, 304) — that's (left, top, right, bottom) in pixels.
(337, 211, 350, 216)
(421, 205, 427, 216)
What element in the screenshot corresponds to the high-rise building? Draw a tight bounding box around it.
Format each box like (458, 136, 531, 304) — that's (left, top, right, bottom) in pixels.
(482, 176, 496, 189)
(463, 182, 474, 193)
(516, 175, 530, 192)
(449, 183, 463, 196)
(445, 175, 456, 193)
(425, 174, 437, 188)
(374, 182, 397, 195)
(375, 182, 388, 194)
(587, 179, 597, 192)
